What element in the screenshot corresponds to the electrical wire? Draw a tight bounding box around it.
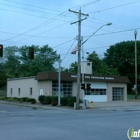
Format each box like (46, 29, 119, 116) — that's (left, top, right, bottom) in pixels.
(88, 0, 140, 14)
(93, 27, 140, 36)
(52, 38, 76, 49)
(0, 2, 60, 15)
(61, 39, 76, 61)
(5, 0, 61, 13)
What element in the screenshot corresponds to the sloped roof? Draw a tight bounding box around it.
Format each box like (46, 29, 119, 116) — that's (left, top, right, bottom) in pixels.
(35, 71, 130, 83)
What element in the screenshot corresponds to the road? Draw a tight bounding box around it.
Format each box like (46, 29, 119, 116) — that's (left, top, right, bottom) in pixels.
(0, 103, 139, 140)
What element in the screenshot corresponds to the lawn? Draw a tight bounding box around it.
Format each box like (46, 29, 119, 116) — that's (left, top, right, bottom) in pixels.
(127, 94, 140, 100)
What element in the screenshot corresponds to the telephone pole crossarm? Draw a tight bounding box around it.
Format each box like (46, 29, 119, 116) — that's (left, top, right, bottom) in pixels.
(70, 17, 87, 25)
(69, 9, 89, 16)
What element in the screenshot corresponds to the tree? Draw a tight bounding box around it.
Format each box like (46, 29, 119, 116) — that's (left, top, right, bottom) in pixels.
(63, 62, 78, 73)
(87, 51, 119, 75)
(104, 41, 140, 91)
(0, 44, 59, 88)
(18, 44, 59, 77)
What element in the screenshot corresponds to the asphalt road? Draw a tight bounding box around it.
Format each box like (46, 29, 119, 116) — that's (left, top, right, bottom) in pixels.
(0, 103, 140, 140)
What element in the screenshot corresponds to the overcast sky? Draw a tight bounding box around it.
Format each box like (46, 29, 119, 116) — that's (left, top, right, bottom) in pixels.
(0, 0, 140, 68)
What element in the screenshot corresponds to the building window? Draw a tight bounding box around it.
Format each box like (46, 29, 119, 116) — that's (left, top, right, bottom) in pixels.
(30, 88, 32, 96)
(85, 89, 106, 95)
(10, 88, 13, 96)
(52, 81, 72, 97)
(18, 88, 20, 96)
(87, 63, 90, 66)
(112, 87, 124, 101)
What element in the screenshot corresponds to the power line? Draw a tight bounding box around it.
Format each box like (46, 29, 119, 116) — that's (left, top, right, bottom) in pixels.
(0, 2, 60, 15)
(71, 0, 100, 10)
(93, 27, 140, 36)
(88, 0, 140, 14)
(5, 0, 61, 13)
(52, 38, 76, 49)
(1, 13, 71, 43)
(0, 30, 73, 39)
(61, 39, 76, 61)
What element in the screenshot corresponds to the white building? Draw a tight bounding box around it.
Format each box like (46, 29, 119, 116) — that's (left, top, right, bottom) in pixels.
(7, 71, 130, 102)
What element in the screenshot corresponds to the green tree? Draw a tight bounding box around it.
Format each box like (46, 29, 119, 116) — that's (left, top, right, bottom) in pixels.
(64, 62, 78, 73)
(104, 41, 140, 90)
(87, 51, 119, 75)
(18, 44, 59, 76)
(4, 46, 20, 78)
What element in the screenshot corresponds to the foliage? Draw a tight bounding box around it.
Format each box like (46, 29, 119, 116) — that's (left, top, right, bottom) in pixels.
(61, 97, 69, 106)
(65, 51, 119, 76)
(52, 96, 58, 106)
(87, 51, 119, 75)
(26, 98, 36, 103)
(0, 45, 59, 88)
(21, 97, 29, 102)
(38, 95, 45, 103)
(67, 96, 76, 107)
(0, 96, 6, 100)
(103, 41, 140, 91)
(43, 96, 52, 104)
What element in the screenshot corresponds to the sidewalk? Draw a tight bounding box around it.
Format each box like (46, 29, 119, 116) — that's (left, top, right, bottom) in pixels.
(0, 100, 140, 111)
(93, 100, 140, 111)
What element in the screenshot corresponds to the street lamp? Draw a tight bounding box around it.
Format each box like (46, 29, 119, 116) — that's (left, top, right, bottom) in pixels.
(78, 22, 112, 109)
(82, 23, 112, 45)
(134, 30, 137, 99)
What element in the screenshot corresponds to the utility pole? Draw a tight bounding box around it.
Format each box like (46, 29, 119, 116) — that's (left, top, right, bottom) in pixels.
(69, 8, 88, 109)
(58, 54, 61, 106)
(134, 30, 137, 99)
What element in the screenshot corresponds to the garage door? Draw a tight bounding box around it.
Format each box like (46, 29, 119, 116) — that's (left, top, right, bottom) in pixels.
(112, 87, 124, 101)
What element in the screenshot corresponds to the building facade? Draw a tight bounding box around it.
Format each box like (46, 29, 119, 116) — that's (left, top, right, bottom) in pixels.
(7, 71, 130, 102)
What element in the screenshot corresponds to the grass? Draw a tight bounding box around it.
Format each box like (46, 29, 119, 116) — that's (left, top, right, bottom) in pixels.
(127, 94, 140, 100)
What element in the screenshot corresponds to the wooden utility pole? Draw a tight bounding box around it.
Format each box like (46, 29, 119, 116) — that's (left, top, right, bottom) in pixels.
(69, 8, 88, 109)
(134, 30, 138, 99)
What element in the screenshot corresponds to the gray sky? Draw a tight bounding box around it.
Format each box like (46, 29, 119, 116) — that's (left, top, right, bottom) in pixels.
(0, 0, 140, 68)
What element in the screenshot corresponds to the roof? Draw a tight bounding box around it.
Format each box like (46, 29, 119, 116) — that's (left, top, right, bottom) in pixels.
(35, 71, 130, 83)
(7, 76, 36, 81)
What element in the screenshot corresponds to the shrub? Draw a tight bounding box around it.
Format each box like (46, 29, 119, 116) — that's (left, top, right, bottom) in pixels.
(61, 97, 69, 106)
(21, 97, 29, 102)
(31, 99, 36, 104)
(52, 96, 58, 106)
(19, 98, 24, 102)
(67, 96, 76, 107)
(0, 96, 6, 100)
(44, 96, 52, 104)
(7, 98, 15, 101)
(13, 97, 20, 101)
(38, 95, 45, 103)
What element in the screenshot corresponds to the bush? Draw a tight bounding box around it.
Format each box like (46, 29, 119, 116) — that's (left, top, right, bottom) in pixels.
(19, 98, 24, 102)
(21, 97, 29, 102)
(52, 96, 58, 106)
(38, 95, 45, 103)
(13, 97, 20, 101)
(0, 96, 6, 100)
(61, 97, 69, 106)
(7, 97, 17, 101)
(67, 96, 76, 107)
(44, 96, 52, 104)
(31, 99, 36, 104)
